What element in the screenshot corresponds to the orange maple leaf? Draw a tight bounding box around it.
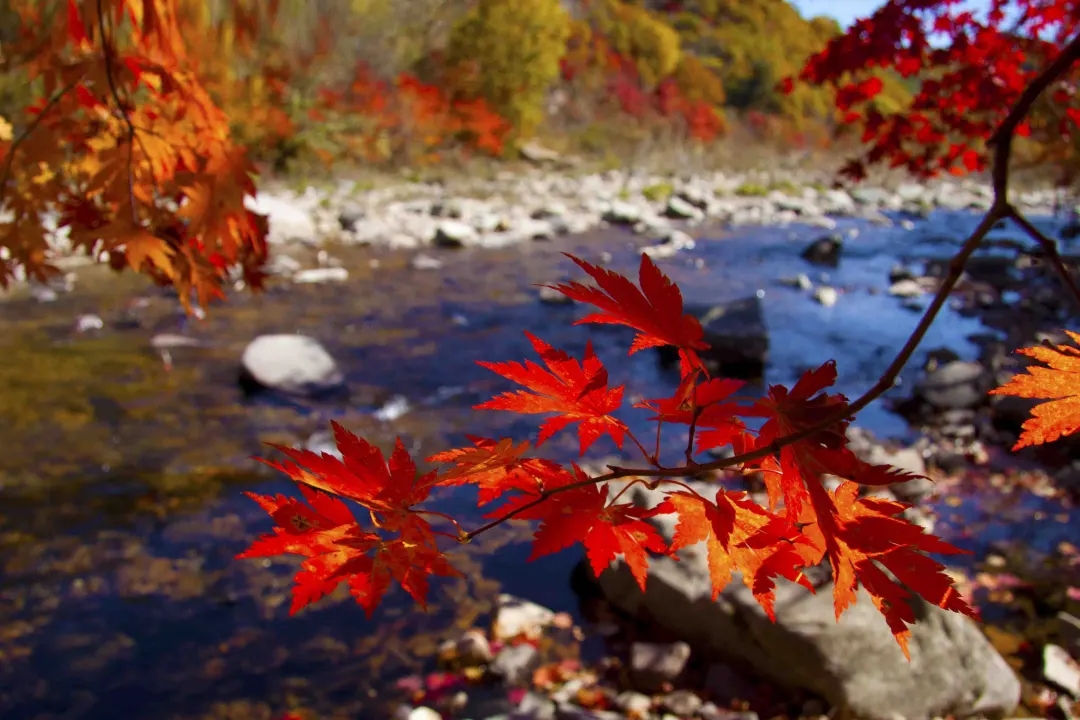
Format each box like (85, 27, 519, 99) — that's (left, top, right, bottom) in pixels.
(475, 332, 627, 455)
(989, 329, 1080, 450)
(97, 221, 177, 277)
(829, 482, 976, 658)
(546, 253, 710, 376)
(653, 488, 817, 618)
(428, 435, 573, 506)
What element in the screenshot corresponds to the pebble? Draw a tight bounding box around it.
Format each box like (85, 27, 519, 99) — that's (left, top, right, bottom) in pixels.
(814, 285, 838, 307)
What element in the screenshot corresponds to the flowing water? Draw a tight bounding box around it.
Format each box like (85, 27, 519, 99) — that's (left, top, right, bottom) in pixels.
(0, 209, 1077, 719)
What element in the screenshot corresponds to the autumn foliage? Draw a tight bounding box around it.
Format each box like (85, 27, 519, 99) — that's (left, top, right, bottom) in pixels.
(791, 0, 1080, 180)
(0, 0, 270, 306)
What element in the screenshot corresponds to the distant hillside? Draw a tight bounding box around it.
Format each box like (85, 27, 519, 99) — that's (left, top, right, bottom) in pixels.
(528, 0, 913, 153)
(0, 0, 915, 171)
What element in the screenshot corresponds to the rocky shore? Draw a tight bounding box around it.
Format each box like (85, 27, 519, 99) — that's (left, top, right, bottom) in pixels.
(246, 167, 1070, 256)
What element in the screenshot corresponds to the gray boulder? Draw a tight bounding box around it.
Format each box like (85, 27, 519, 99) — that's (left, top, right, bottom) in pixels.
(801, 233, 843, 266)
(658, 297, 769, 380)
(584, 482, 1020, 720)
(915, 360, 991, 411)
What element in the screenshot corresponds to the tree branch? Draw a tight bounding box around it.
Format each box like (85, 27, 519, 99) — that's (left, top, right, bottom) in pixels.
(461, 32, 1080, 543)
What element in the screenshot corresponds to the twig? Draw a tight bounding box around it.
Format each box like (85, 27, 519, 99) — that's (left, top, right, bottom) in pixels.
(1006, 204, 1080, 312)
(96, 0, 140, 224)
(625, 428, 658, 468)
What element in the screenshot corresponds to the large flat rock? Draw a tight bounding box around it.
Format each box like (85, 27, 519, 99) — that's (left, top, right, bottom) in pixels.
(584, 482, 1020, 720)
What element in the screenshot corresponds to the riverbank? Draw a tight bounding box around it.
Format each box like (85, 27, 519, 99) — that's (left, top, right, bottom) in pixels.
(3, 156, 1074, 298)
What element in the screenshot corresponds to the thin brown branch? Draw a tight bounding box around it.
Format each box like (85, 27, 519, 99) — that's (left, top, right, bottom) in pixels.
(1006, 204, 1080, 312)
(96, 0, 140, 224)
(462, 31, 1080, 543)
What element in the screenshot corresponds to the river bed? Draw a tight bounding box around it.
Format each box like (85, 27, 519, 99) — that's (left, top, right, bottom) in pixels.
(0, 209, 1077, 720)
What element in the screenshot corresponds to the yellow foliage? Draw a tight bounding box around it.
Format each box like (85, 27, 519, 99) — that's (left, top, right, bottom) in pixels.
(674, 54, 726, 107)
(593, 0, 682, 88)
(446, 0, 571, 141)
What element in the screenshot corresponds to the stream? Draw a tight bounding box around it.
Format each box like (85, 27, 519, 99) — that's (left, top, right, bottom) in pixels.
(0, 208, 1077, 720)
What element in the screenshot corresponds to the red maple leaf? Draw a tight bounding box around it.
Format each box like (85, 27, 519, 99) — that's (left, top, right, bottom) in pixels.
(829, 482, 976, 657)
(794, 2, 1079, 179)
(636, 376, 748, 455)
(546, 253, 709, 376)
(741, 361, 850, 518)
(512, 467, 667, 590)
(259, 421, 440, 529)
(740, 362, 972, 653)
(239, 423, 460, 615)
(475, 332, 627, 455)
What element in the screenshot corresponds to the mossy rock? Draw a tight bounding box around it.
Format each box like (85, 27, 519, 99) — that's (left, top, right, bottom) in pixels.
(769, 180, 801, 196)
(734, 182, 769, 197)
(642, 182, 675, 202)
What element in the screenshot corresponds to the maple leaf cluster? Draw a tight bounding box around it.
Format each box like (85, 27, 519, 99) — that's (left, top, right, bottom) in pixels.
(788, 0, 1080, 179)
(0, 0, 269, 308)
(242, 253, 1006, 657)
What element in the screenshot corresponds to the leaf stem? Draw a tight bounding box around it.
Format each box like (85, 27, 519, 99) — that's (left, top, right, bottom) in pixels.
(625, 428, 657, 467)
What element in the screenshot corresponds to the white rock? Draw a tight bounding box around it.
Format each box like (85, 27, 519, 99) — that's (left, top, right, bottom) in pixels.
(293, 267, 348, 284)
(602, 200, 643, 225)
(373, 395, 410, 422)
(75, 314, 104, 332)
(1044, 643, 1080, 697)
(410, 253, 443, 270)
(642, 243, 680, 259)
(888, 279, 924, 298)
(241, 334, 344, 397)
(814, 286, 838, 307)
(433, 220, 479, 247)
(244, 192, 316, 244)
(665, 196, 704, 220)
(492, 594, 555, 640)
